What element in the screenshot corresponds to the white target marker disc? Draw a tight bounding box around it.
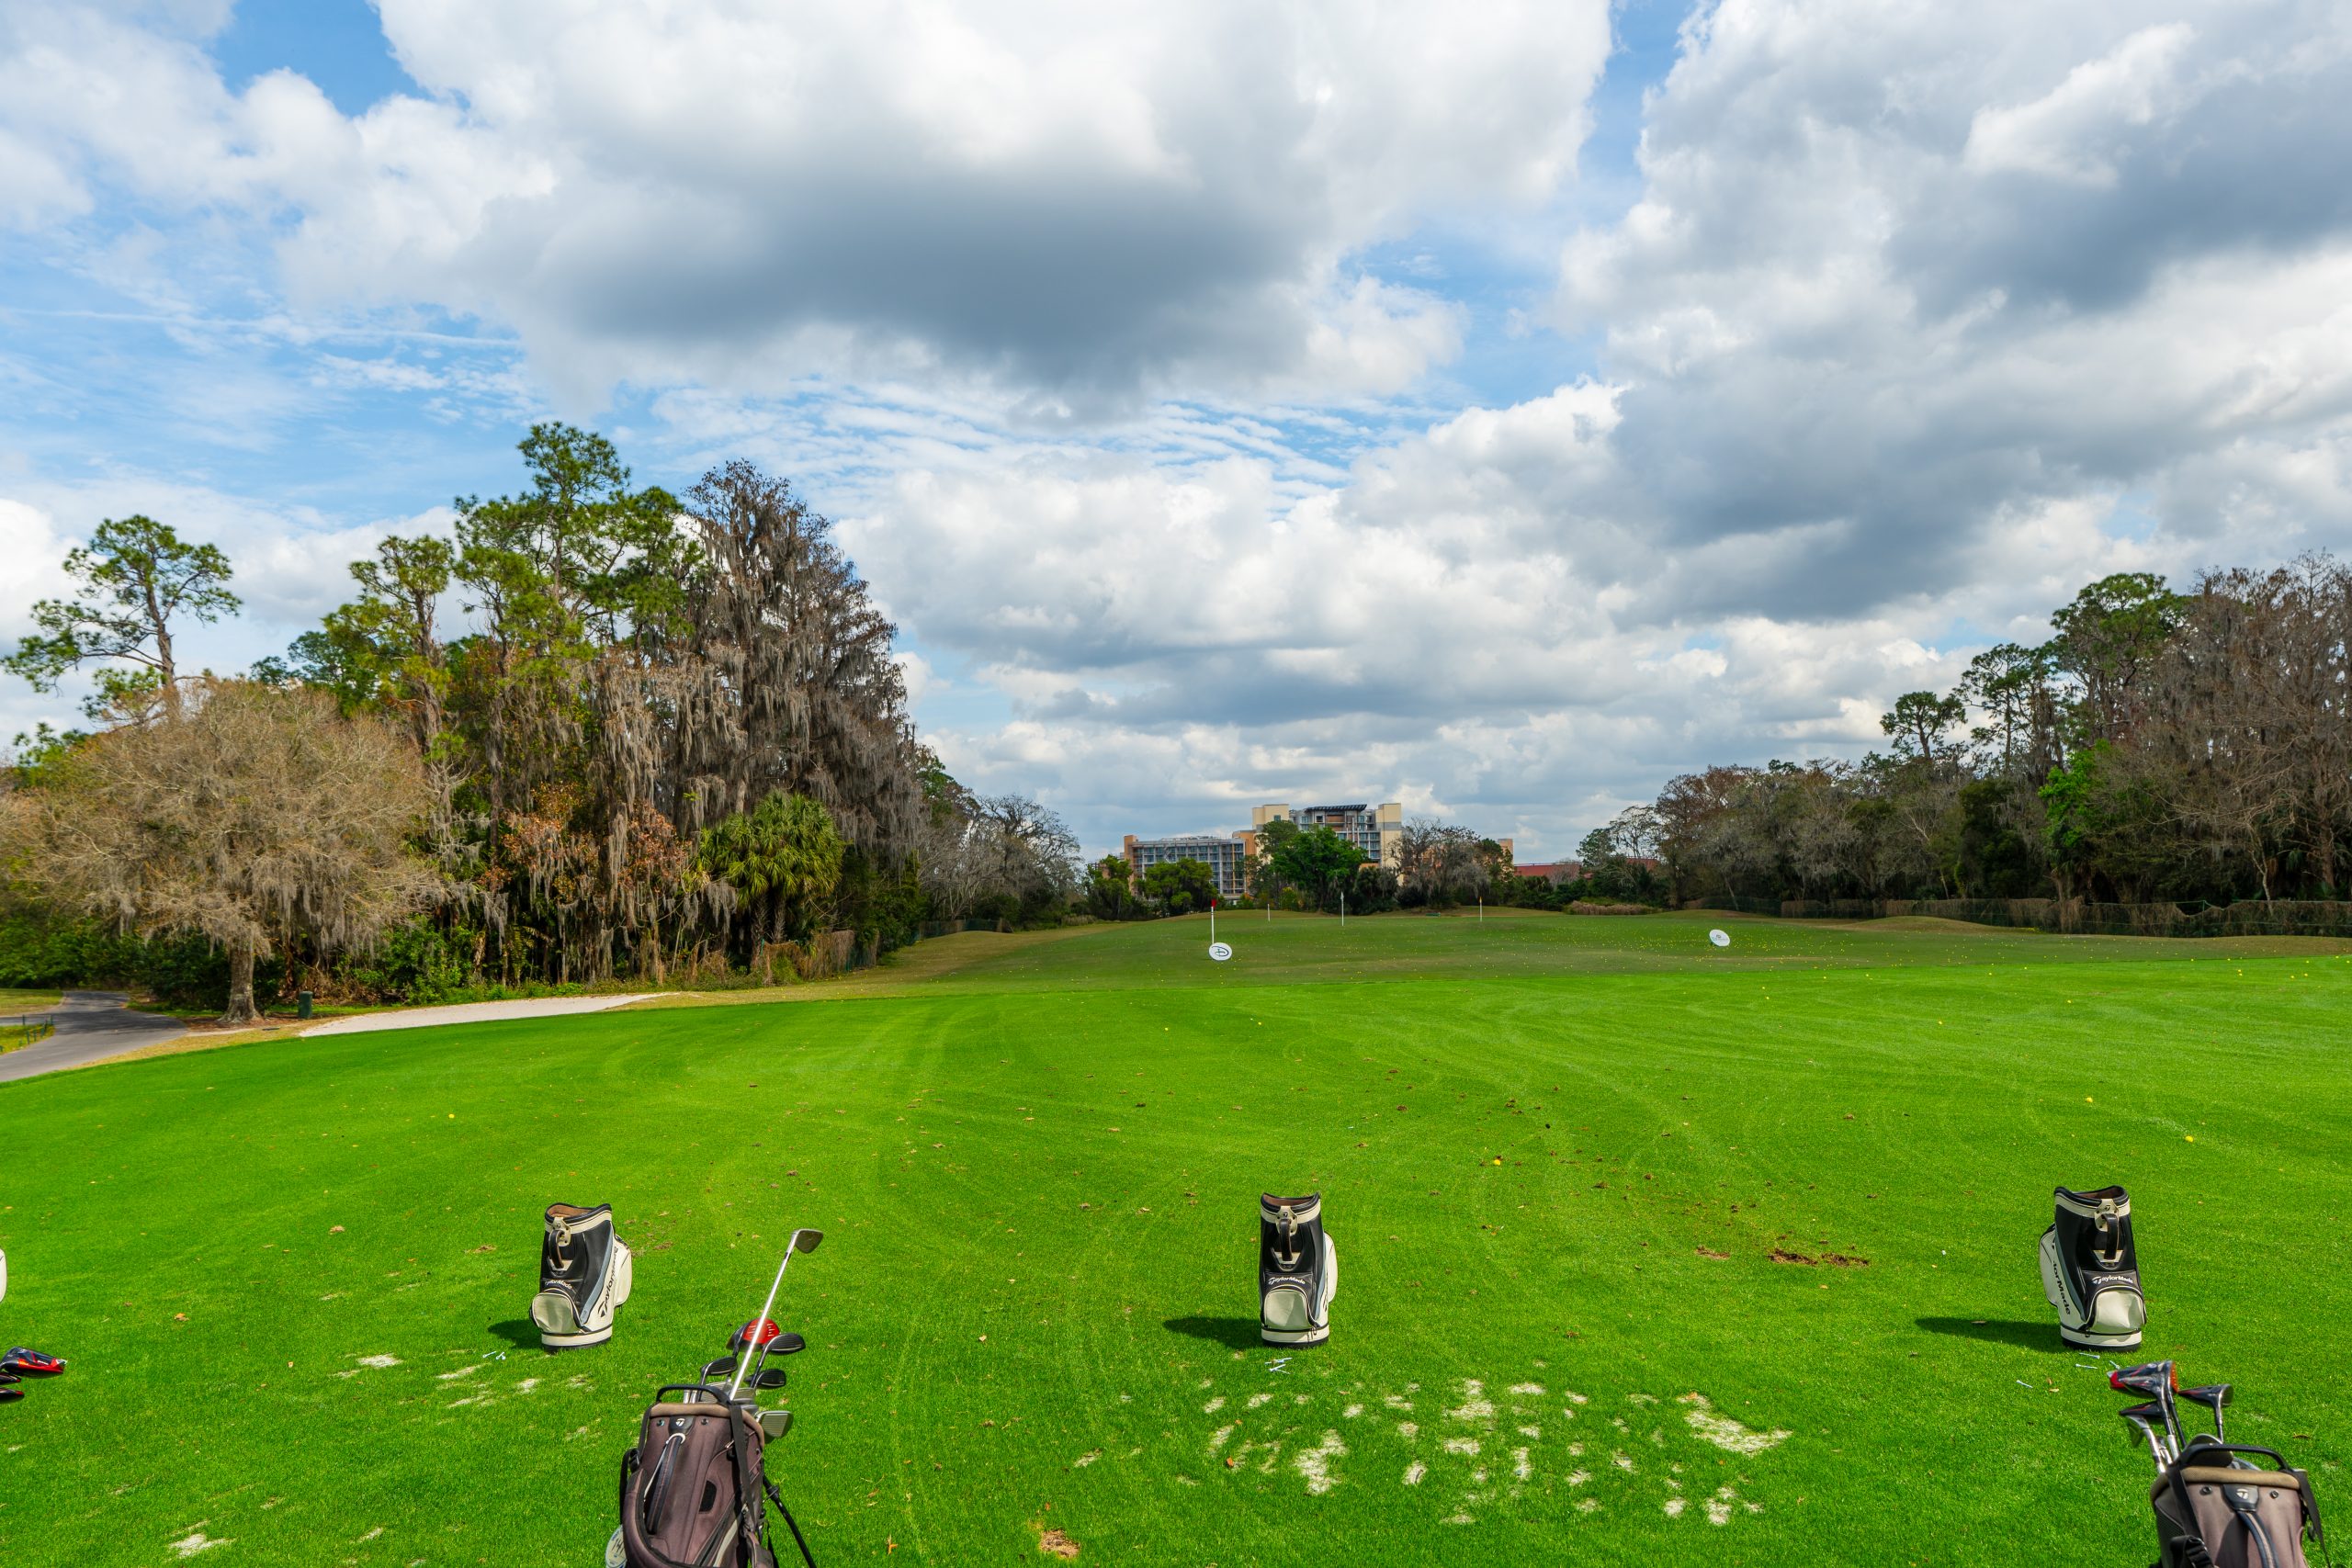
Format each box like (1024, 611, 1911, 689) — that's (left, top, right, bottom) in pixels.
(1208, 942, 1233, 963)
(1708, 929, 1731, 948)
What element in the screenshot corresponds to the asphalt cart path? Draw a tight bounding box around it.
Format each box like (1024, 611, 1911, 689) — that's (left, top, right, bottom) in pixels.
(0, 991, 187, 1084)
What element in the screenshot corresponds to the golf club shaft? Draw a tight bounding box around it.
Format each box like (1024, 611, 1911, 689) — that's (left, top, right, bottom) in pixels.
(728, 1247, 797, 1402)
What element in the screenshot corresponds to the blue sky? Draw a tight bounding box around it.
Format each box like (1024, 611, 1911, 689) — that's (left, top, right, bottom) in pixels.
(6, 1, 2349, 858)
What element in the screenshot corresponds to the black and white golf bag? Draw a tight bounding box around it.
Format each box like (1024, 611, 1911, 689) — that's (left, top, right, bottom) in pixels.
(2041, 1184, 2144, 1350)
(2149, 1442, 2325, 1568)
(531, 1201, 634, 1349)
(1260, 1192, 1337, 1347)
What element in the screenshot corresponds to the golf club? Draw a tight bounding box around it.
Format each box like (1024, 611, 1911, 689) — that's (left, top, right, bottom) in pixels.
(2118, 1401, 2174, 1473)
(2110, 1361, 2184, 1457)
(2180, 1382, 2233, 1444)
(726, 1227, 822, 1403)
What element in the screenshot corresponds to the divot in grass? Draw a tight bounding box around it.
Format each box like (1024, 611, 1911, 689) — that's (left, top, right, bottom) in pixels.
(1445, 1380, 1495, 1424)
(1679, 1393, 1791, 1455)
(1294, 1431, 1348, 1494)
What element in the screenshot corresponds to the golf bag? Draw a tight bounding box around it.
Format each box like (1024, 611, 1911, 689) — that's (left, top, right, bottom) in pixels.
(615, 1385, 810, 1568)
(530, 1201, 633, 1349)
(1260, 1192, 1337, 1347)
(2149, 1442, 2325, 1568)
(2041, 1184, 2144, 1349)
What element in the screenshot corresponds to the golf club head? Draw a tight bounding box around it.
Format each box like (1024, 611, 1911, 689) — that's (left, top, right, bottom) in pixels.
(751, 1367, 788, 1391)
(790, 1229, 823, 1255)
(731, 1318, 783, 1354)
(700, 1357, 737, 1382)
(2119, 1401, 2178, 1476)
(2109, 1360, 2177, 1402)
(0, 1348, 62, 1377)
(2179, 1382, 2232, 1442)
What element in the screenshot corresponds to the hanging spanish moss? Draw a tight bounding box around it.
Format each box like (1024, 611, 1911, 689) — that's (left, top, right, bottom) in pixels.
(234, 424, 1070, 997)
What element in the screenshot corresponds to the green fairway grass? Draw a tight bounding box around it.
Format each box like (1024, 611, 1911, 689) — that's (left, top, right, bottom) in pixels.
(4, 912, 2349, 1565)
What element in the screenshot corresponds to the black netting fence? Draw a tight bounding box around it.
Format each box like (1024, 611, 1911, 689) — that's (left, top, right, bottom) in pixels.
(1736, 897, 2352, 939)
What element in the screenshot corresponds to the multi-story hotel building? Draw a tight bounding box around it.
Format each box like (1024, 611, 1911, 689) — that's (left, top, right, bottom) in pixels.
(1250, 801, 1407, 867)
(1122, 833, 1254, 900)
(1124, 800, 1512, 898)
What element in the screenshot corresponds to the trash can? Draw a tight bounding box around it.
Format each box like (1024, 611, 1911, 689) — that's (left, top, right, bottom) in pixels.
(296, 990, 313, 1021)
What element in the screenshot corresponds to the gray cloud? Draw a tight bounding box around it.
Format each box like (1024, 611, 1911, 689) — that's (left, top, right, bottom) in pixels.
(1556, 0, 2352, 634)
(0, 1, 1612, 408)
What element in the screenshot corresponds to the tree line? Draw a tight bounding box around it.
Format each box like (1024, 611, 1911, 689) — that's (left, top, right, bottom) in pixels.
(1, 426, 1077, 1020)
(1596, 559, 2352, 908)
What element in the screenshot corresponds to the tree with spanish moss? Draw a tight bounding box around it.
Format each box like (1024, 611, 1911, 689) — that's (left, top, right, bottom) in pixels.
(0, 681, 437, 1022)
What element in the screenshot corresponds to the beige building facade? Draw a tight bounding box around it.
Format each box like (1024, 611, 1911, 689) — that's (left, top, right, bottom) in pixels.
(1121, 801, 1516, 897)
(1250, 801, 1408, 867)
